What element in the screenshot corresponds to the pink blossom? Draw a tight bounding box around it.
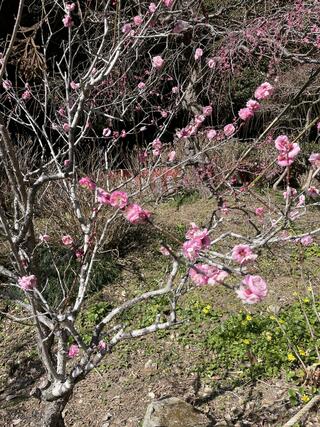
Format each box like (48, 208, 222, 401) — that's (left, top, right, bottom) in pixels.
(61, 235, 74, 246)
(149, 3, 157, 13)
(184, 224, 211, 254)
(195, 115, 206, 126)
(182, 239, 202, 261)
(246, 99, 260, 111)
(254, 82, 273, 100)
(207, 58, 215, 69)
(70, 81, 80, 90)
(277, 148, 300, 167)
(207, 129, 217, 140)
(109, 191, 128, 209)
(161, 110, 168, 118)
(21, 90, 31, 101)
(309, 153, 320, 168)
(62, 14, 73, 28)
(168, 150, 176, 162)
(238, 107, 254, 121)
(283, 187, 297, 199)
(79, 176, 96, 190)
(153, 149, 161, 157)
(64, 159, 71, 167)
(152, 138, 162, 151)
(163, 0, 173, 7)
(122, 23, 132, 34)
(236, 275, 268, 304)
(58, 107, 66, 117)
(63, 123, 70, 132)
(189, 264, 228, 286)
(98, 340, 106, 351)
(223, 123, 235, 137)
(203, 105, 213, 117)
(133, 16, 143, 26)
(317, 122, 320, 131)
(113, 130, 119, 139)
(97, 188, 110, 205)
(65, 3, 76, 12)
(274, 135, 291, 152)
(307, 186, 320, 197)
(138, 82, 145, 90)
(185, 224, 210, 249)
(68, 344, 79, 358)
(194, 48, 203, 61)
(2, 79, 12, 90)
(301, 235, 313, 246)
(255, 207, 264, 217)
(296, 194, 305, 208)
(172, 86, 179, 94)
(75, 249, 84, 259)
(152, 56, 164, 69)
(121, 129, 126, 138)
(102, 127, 111, 137)
(124, 204, 151, 224)
(275, 136, 300, 166)
(18, 275, 37, 291)
(39, 234, 50, 242)
(232, 244, 257, 265)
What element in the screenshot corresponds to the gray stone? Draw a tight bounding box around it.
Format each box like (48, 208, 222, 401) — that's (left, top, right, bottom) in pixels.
(142, 397, 210, 427)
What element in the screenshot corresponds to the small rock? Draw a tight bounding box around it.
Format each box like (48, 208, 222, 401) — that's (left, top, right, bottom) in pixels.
(144, 359, 158, 373)
(142, 397, 211, 427)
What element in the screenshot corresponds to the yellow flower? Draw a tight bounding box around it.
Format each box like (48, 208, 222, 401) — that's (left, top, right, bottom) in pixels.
(307, 286, 313, 292)
(303, 298, 310, 303)
(279, 319, 285, 324)
(243, 339, 251, 345)
(202, 305, 211, 314)
(298, 348, 306, 356)
(293, 291, 298, 297)
(269, 315, 276, 320)
(287, 353, 296, 362)
(246, 314, 252, 321)
(301, 395, 310, 403)
(265, 332, 272, 342)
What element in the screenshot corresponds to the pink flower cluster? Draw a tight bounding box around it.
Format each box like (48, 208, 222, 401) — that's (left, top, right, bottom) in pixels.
(300, 235, 313, 246)
(77, 178, 151, 225)
(18, 275, 37, 291)
(79, 176, 96, 191)
(152, 138, 162, 156)
(63, 3, 75, 28)
(232, 244, 257, 265)
(177, 107, 211, 139)
(182, 223, 211, 261)
(254, 82, 274, 100)
(238, 84, 269, 122)
(189, 264, 228, 286)
(124, 204, 151, 224)
(236, 275, 268, 304)
(152, 56, 164, 70)
(194, 48, 203, 61)
(62, 235, 74, 246)
(68, 344, 79, 358)
(274, 135, 300, 167)
(309, 153, 320, 168)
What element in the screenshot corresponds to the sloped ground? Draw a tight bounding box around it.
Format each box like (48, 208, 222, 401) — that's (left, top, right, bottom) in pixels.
(1, 194, 320, 426)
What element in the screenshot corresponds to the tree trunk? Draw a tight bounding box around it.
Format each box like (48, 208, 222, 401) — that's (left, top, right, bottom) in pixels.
(42, 395, 70, 427)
